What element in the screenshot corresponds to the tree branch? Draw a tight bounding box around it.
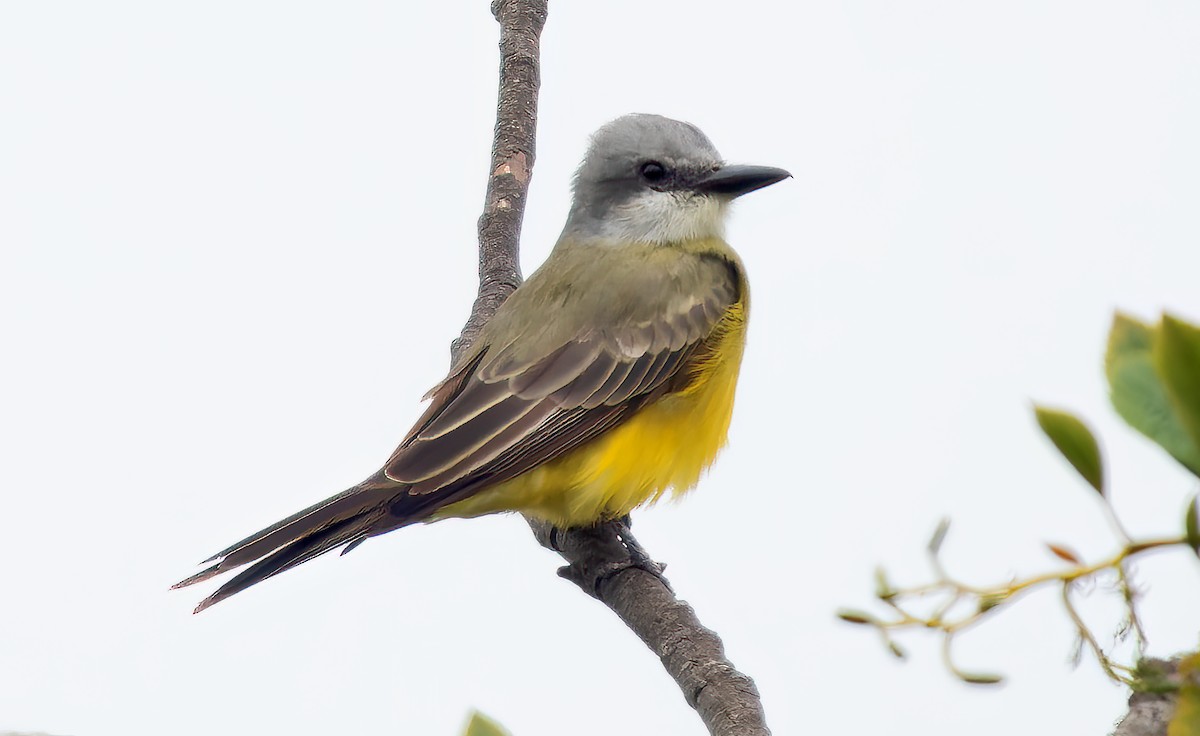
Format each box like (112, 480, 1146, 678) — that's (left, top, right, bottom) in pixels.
(452, 1, 772, 733)
(1112, 659, 1180, 736)
(450, 0, 542, 362)
(527, 518, 772, 736)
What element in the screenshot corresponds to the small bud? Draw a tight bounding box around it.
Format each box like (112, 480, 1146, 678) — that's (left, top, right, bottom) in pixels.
(1046, 542, 1083, 565)
(959, 672, 1004, 686)
(836, 609, 876, 625)
(928, 518, 951, 556)
(874, 566, 894, 600)
(977, 593, 1007, 614)
(1186, 495, 1200, 559)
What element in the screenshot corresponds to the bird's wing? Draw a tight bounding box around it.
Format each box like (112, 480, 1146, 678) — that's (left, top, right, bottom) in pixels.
(380, 262, 739, 510)
(175, 250, 740, 611)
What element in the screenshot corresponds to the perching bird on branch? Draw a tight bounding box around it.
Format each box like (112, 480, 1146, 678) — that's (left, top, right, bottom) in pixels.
(174, 114, 790, 612)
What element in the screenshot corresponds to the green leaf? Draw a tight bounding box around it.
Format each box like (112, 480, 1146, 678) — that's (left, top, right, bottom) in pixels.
(463, 711, 512, 736)
(977, 593, 1007, 614)
(958, 671, 1004, 686)
(1110, 311, 1156, 355)
(1106, 312, 1200, 477)
(1186, 495, 1200, 561)
(874, 566, 895, 600)
(1132, 658, 1179, 693)
(1033, 405, 1105, 495)
(1156, 314, 1200, 453)
(927, 518, 950, 556)
(1169, 653, 1200, 736)
(836, 608, 877, 625)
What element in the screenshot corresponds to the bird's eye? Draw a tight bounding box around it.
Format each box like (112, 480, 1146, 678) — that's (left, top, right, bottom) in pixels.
(639, 161, 667, 182)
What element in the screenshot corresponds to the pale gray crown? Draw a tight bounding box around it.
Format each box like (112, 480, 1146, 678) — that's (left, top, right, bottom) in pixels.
(566, 114, 724, 232)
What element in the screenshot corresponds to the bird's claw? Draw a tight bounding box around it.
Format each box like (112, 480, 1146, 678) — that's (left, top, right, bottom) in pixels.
(555, 517, 672, 598)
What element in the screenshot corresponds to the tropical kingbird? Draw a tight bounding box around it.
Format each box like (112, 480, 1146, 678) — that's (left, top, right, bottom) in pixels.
(175, 114, 789, 612)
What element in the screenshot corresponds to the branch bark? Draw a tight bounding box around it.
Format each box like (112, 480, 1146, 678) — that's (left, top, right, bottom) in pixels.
(452, 1, 772, 734)
(450, 0, 542, 362)
(1111, 659, 1182, 736)
(527, 518, 772, 736)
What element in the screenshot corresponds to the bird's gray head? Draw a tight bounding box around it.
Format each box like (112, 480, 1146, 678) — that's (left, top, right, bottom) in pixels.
(563, 114, 790, 244)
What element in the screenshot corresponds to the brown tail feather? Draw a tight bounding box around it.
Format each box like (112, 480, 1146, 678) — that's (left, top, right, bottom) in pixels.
(173, 483, 395, 611)
(198, 485, 378, 566)
(190, 514, 373, 614)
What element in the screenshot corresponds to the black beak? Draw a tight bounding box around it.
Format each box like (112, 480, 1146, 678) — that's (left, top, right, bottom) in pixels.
(694, 164, 792, 198)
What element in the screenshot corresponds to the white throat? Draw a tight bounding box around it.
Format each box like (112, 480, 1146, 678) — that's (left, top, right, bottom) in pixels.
(590, 190, 728, 244)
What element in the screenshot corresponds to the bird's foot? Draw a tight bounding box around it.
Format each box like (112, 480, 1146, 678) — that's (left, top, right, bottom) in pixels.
(553, 516, 672, 598)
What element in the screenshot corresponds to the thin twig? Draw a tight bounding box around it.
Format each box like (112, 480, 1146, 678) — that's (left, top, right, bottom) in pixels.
(840, 533, 1187, 686)
(1060, 582, 1136, 685)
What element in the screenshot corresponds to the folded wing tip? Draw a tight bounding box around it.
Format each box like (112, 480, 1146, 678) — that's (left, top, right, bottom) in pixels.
(171, 563, 223, 590)
(192, 595, 221, 615)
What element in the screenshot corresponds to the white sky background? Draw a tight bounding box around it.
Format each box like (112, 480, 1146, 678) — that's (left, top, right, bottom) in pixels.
(1, 2, 1199, 735)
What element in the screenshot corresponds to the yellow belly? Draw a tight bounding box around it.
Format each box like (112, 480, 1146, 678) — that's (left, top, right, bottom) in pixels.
(435, 301, 747, 527)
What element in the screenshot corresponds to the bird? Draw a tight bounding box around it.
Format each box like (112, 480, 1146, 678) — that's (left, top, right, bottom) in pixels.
(174, 113, 790, 613)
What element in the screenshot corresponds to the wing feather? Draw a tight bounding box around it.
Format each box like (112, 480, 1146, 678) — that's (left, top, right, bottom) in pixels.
(552, 350, 621, 407)
(509, 340, 602, 399)
(407, 398, 565, 494)
(387, 396, 542, 483)
(616, 323, 655, 356)
(642, 347, 689, 391)
(383, 257, 741, 510)
(581, 359, 636, 410)
(417, 378, 513, 440)
(176, 252, 744, 609)
(603, 350, 666, 406)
